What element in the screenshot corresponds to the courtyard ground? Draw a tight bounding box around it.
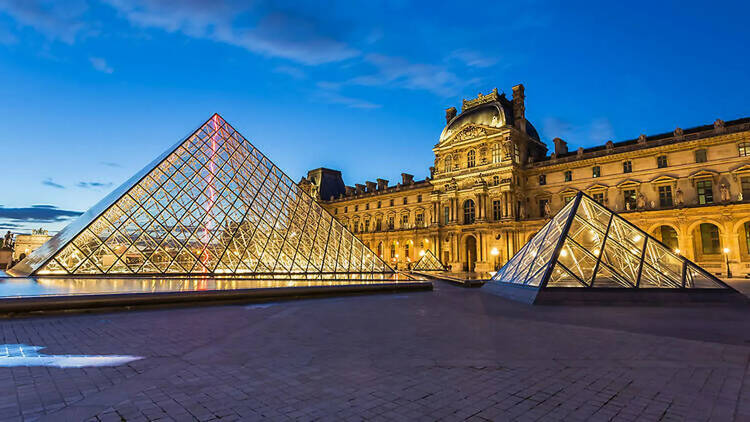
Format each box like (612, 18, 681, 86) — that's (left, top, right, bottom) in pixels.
(1, 280, 750, 421)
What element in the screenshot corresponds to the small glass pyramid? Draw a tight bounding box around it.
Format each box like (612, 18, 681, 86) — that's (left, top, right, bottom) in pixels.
(491, 192, 730, 290)
(412, 249, 446, 272)
(10, 114, 393, 277)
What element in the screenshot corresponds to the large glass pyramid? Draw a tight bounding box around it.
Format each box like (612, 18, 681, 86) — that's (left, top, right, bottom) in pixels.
(412, 249, 447, 272)
(490, 192, 733, 294)
(9, 114, 393, 277)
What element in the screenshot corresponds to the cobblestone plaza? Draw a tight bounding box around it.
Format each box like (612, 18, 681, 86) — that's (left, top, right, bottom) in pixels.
(1, 281, 750, 421)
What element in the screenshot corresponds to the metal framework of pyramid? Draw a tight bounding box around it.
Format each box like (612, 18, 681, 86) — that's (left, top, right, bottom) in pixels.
(9, 114, 393, 277)
(412, 249, 447, 272)
(487, 192, 738, 303)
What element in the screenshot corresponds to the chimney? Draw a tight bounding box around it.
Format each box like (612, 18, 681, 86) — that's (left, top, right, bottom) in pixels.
(354, 184, 365, 195)
(553, 137, 568, 155)
(376, 178, 389, 190)
(512, 84, 526, 134)
(401, 173, 414, 185)
(445, 107, 457, 124)
(365, 181, 376, 192)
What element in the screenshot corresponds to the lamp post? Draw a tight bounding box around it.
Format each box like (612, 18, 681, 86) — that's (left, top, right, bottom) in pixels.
(490, 247, 499, 271)
(723, 247, 732, 278)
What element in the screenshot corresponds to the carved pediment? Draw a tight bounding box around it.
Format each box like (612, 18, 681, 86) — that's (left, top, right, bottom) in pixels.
(650, 174, 678, 184)
(688, 169, 719, 180)
(616, 179, 642, 189)
(558, 187, 580, 196)
(730, 163, 750, 175)
(455, 125, 488, 141)
(585, 183, 609, 192)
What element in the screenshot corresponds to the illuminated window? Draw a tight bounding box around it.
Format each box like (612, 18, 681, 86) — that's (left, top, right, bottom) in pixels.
(745, 222, 750, 254)
(416, 212, 424, 227)
(375, 218, 382, 231)
(492, 143, 502, 163)
(697, 180, 713, 204)
(513, 144, 520, 164)
(741, 177, 750, 199)
(623, 161, 632, 173)
(657, 155, 668, 168)
(564, 171, 572, 182)
(695, 149, 707, 163)
(593, 193, 604, 204)
(739, 142, 750, 157)
(492, 176, 499, 186)
(401, 214, 409, 227)
(493, 200, 502, 220)
(700, 223, 720, 254)
(660, 226, 679, 251)
(658, 185, 673, 207)
(467, 150, 476, 167)
(624, 189, 637, 210)
(443, 206, 450, 224)
(463, 200, 475, 224)
(404, 243, 410, 259)
(387, 216, 394, 230)
(390, 243, 396, 258)
(592, 166, 600, 178)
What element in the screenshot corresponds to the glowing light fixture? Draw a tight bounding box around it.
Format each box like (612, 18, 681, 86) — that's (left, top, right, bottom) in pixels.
(490, 247, 499, 256)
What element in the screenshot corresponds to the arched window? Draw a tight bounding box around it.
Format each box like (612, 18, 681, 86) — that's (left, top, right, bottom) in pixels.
(377, 242, 383, 257)
(405, 243, 410, 259)
(699, 223, 720, 254)
(390, 243, 396, 258)
(444, 155, 452, 173)
(463, 199, 476, 224)
(467, 150, 476, 168)
(658, 226, 679, 251)
(492, 143, 501, 163)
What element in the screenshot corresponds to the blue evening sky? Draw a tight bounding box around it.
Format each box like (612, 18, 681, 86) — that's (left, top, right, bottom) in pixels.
(0, 0, 748, 233)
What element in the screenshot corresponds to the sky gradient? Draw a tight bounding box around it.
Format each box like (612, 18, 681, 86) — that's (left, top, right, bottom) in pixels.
(1, 0, 748, 233)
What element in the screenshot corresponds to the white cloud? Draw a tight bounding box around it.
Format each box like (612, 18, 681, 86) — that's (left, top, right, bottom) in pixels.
(89, 56, 113, 73)
(447, 49, 498, 68)
(543, 117, 616, 146)
(0, 0, 89, 43)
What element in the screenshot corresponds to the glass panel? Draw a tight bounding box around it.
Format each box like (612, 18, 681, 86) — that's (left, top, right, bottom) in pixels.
(600, 236, 641, 286)
(642, 239, 683, 286)
(639, 262, 681, 288)
(592, 263, 632, 288)
(685, 263, 723, 288)
(547, 263, 585, 287)
(557, 237, 597, 286)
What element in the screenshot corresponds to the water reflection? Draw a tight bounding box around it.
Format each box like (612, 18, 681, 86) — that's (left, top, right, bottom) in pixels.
(0, 273, 417, 298)
(0, 344, 141, 368)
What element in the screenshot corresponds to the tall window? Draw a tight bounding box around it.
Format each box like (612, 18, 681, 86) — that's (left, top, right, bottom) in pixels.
(401, 214, 409, 227)
(389, 199, 394, 207)
(696, 180, 713, 204)
(658, 185, 673, 207)
(353, 219, 358, 233)
(564, 171, 572, 182)
(493, 200, 502, 220)
(467, 150, 476, 168)
(492, 143, 502, 163)
(364, 218, 370, 232)
(375, 218, 382, 231)
(417, 195, 422, 203)
(593, 192, 604, 204)
(377, 242, 383, 257)
(344, 206, 348, 213)
(745, 222, 750, 254)
(623, 161, 632, 173)
(365, 203, 370, 210)
(624, 189, 637, 210)
(657, 155, 668, 168)
(539, 174, 546, 185)
(695, 149, 707, 163)
(538, 199, 549, 217)
(444, 155, 452, 173)
(387, 216, 394, 230)
(444, 206, 450, 224)
(699, 223, 720, 254)
(741, 177, 750, 200)
(416, 212, 424, 227)
(403, 197, 408, 205)
(592, 166, 601, 178)
(513, 144, 520, 164)
(660, 226, 679, 251)
(354, 205, 358, 212)
(739, 142, 750, 157)
(404, 243, 410, 259)
(463, 200, 475, 224)
(390, 243, 396, 258)
(492, 175, 499, 186)
(377, 201, 381, 208)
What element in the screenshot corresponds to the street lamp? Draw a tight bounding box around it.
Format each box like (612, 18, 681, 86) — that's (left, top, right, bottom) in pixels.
(490, 247, 499, 270)
(723, 247, 732, 278)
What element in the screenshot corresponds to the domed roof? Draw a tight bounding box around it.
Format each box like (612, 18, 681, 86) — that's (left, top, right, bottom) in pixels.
(439, 102, 509, 143)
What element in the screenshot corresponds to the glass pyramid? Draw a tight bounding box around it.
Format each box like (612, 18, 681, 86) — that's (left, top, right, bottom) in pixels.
(412, 249, 446, 272)
(9, 114, 393, 277)
(491, 192, 730, 290)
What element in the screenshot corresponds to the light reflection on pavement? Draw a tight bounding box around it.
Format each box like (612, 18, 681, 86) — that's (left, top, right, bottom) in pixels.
(0, 344, 142, 368)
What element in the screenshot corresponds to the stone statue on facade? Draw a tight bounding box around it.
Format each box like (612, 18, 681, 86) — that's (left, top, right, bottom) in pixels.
(675, 187, 684, 207)
(720, 184, 731, 203)
(739, 192, 744, 202)
(544, 201, 552, 218)
(636, 193, 646, 210)
(3, 231, 12, 248)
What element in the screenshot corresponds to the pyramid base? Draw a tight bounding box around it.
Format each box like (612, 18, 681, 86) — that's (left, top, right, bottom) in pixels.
(483, 282, 749, 306)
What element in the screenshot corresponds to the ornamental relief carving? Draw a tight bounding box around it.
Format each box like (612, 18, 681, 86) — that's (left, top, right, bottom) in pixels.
(455, 125, 487, 141)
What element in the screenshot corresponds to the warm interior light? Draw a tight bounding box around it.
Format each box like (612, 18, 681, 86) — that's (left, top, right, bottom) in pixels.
(395, 254, 399, 258)
(424, 238, 429, 243)
(593, 249, 600, 256)
(633, 235, 642, 242)
(419, 250, 425, 257)
(674, 248, 681, 254)
(560, 249, 568, 257)
(723, 247, 730, 254)
(490, 247, 499, 256)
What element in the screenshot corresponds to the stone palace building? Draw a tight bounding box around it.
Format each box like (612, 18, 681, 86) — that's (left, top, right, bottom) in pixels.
(300, 85, 750, 276)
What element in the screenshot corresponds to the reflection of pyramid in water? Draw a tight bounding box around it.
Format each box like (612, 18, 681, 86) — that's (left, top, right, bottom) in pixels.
(10, 114, 393, 277)
(487, 192, 738, 304)
(412, 249, 446, 272)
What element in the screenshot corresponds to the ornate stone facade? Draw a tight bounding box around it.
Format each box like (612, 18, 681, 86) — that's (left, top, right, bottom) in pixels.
(308, 84, 750, 277)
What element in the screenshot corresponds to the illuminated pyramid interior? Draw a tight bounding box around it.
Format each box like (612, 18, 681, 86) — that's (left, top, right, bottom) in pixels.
(486, 192, 739, 304)
(412, 249, 446, 272)
(10, 114, 392, 277)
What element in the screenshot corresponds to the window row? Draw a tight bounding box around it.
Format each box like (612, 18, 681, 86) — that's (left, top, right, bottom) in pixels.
(340, 195, 423, 214)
